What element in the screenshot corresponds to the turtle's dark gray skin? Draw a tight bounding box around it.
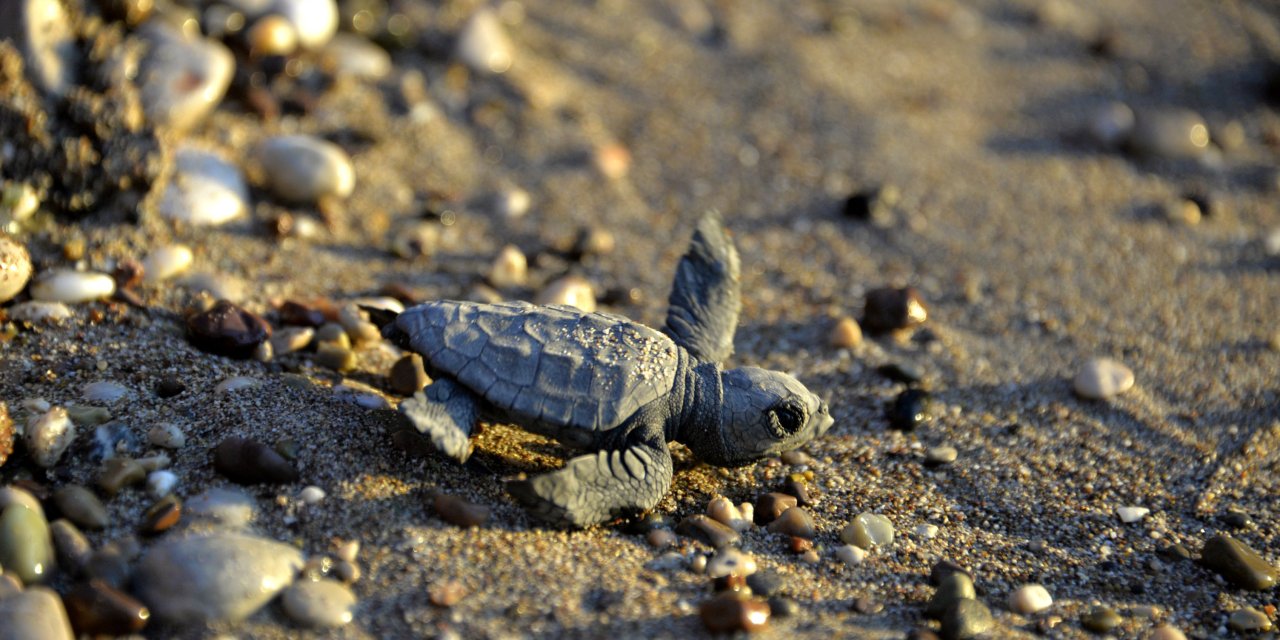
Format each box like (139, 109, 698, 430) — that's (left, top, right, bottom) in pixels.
(386, 213, 834, 527)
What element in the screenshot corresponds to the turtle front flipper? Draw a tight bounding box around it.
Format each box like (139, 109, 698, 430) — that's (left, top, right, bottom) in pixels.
(398, 379, 477, 463)
(663, 211, 741, 365)
(507, 421, 672, 528)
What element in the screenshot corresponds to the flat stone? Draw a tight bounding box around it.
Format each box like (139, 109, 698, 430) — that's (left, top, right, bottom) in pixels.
(536, 275, 596, 312)
(97, 458, 146, 495)
(841, 512, 895, 550)
(321, 33, 391, 79)
(29, 270, 115, 303)
(255, 135, 355, 203)
(1200, 534, 1278, 590)
(0, 587, 75, 640)
(1008, 584, 1052, 615)
(700, 592, 770, 634)
(141, 245, 194, 283)
(677, 514, 741, 548)
(1116, 506, 1149, 523)
(63, 579, 151, 636)
(0, 503, 54, 584)
(8, 301, 72, 323)
(187, 301, 272, 359)
(137, 23, 234, 131)
(925, 445, 958, 467)
(940, 598, 994, 640)
(52, 486, 109, 530)
(1227, 608, 1272, 633)
(1148, 624, 1187, 640)
(927, 572, 976, 619)
(159, 147, 250, 226)
(766, 506, 816, 539)
(281, 578, 356, 628)
(1081, 605, 1122, 633)
(1073, 357, 1134, 399)
(0, 0, 78, 97)
(0, 235, 33, 303)
(134, 532, 304, 624)
(214, 437, 298, 485)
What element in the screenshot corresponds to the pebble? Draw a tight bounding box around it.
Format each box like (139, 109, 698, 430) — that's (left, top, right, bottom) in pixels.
(489, 245, 528, 287)
(1087, 102, 1135, 148)
(433, 493, 490, 528)
(852, 595, 883, 614)
(647, 529, 676, 548)
(915, 523, 940, 539)
(321, 34, 391, 79)
(185, 487, 257, 528)
(82, 382, 129, 405)
(0, 573, 21, 598)
(9, 301, 72, 323)
(754, 492, 798, 525)
(147, 471, 178, 498)
(925, 445, 958, 467)
(536, 275, 596, 312)
(0, 235, 33, 303)
(273, 0, 338, 49)
(49, 518, 91, 573)
(594, 143, 632, 179)
(676, 514, 741, 548)
(63, 579, 150, 636)
(940, 598, 994, 640)
(246, 14, 298, 57)
(389, 353, 429, 395)
(0, 587, 75, 640)
(428, 580, 468, 607)
(134, 532, 304, 624)
(1149, 624, 1187, 640)
(746, 571, 782, 597)
(215, 376, 262, 393)
(0, 503, 55, 584)
(0, 0, 77, 97)
(1008, 584, 1052, 615)
(52, 486, 109, 530)
(887, 388, 934, 431)
(29, 270, 116, 303)
(836, 544, 867, 566)
(255, 135, 355, 203)
(707, 496, 750, 531)
(1081, 605, 1122, 633)
(1199, 534, 1278, 590)
(700, 592, 770, 633)
(97, 458, 146, 495)
(0, 485, 44, 515)
(1226, 608, 1272, 633)
(138, 495, 181, 536)
(1073, 357, 1134, 400)
(862, 287, 928, 334)
(1117, 506, 1149, 523)
(147, 423, 186, 449)
(768, 596, 799, 618)
(0, 404, 9, 468)
(1162, 198, 1201, 226)
(878, 362, 925, 384)
(315, 343, 357, 372)
(829, 316, 863, 349)
(137, 23, 235, 131)
(82, 537, 137, 588)
(299, 486, 326, 505)
(271, 326, 316, 355)
(187, 301, 272, 359)
(927, 572, 977, 619)
(707, 548, 757, 578)
(214, 437, 299, 485)
(841, 513, 895, 550)
(281, 578, 356, 628)
(766, 507, 816, 539)
(25, 407, 75, 468)
(141, 245, 194, 283)
(842, 184, 899, 225)
(92, 421, 140, 460)
(494, 187, 531, 219)
(66, 404, 111, 426)
(1127, 108, 1210, 160)
(456, 8, 513, 74)
(160, 147, 249, 226)
(182, 271, 246, 302)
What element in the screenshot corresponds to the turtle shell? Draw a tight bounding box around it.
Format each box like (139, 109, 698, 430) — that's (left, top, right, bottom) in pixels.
(397, 301, 680, 432)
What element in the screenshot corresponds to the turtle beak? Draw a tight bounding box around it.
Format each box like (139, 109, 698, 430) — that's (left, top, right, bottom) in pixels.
(815, 401, 833, 436)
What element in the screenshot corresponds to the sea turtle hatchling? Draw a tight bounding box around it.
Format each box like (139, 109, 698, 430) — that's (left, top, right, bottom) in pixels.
(382, 213, 834, 527)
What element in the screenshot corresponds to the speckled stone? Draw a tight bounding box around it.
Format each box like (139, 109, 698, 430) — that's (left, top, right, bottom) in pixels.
(0, 503, 55, 584)
(1200, 534, 1278, 590)
(0, 587, 75, 640)
(281, 578, 356, 628)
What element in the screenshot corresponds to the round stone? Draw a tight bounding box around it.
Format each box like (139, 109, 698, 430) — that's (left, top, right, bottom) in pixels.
(320, 33, 391, 79)
(841, 513, 895, 550)
(0, 503, 55, 584)
(141, 245, 193, 283)
(281, 578, 356, 628)
(488, 245, 528, 287)
(536, 275, 596, 312)
(829, 316, 863, 349)
(835, 544, 866, 566)
(147, 423, 186, 449)
(134, 532, 304, 624)
(29, 270, 115, 303)
(1008, 584, 1052, 615)
(927, 572, 976, 619)
(1227, 608, 1272, 633)
(82, 381, 129, 404)
(136, 23, 234, 131)
(1073, 357, 1134, 400)
(0, 234, 33, 303)
(186, 301, 272, 359)
(1128, 108, 1210, 160)
(0, 587, 75, 640)
(1199, 534, 1278, 590)
(925, 445, 958, 467)
(862, 286, 928, 334)
(246, 14, 298, 56)
(49, 519, 91, 575)
(1081, 605, 1122, 633)
(887, 388, 934, 431)
(766, 506, 816, 539)
(1087, 101, 1135, 148)
(159, 147, 249, 226)
(255, 135, 355, 203)
(707, 547, 757, 579)
(940, 598, 994, 640)
(494, 187, 531, 219)
(299, 486, 326, 505)
(455, 8, 513, 74)
(52, 485, 109, 530)
(1148, 624, 1187, 640)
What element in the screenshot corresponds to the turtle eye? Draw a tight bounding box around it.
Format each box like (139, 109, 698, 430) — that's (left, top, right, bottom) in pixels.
(766, 401, 806, 439)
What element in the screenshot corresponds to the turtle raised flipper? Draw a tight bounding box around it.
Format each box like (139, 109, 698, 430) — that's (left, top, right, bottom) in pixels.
(398, 379, 477, 462)
(507, 418, 672, 528)
(663, 211, 742, 365)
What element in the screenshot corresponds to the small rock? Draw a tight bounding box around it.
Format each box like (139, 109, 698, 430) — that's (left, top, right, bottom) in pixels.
(594, 143, 632, 179)
(841, 513, 895, 550)
(1199, 534, 1278, 590)
(49, 518, 91, 575)
(65, 404, 111, 426)
(155, 376, 187, 398)
(676, 514, 740, 548)
(488, 245, 528, 287)
(147, 423, 186, 449)
(746, 571, 782, 597)
(185, 487, 257, 528)
(138, 496, 182, 536)
(0, 503, 55, 584)
(0, 587, 75, 640)
(915, 523, 940, 539)
(82, 537, 139, 588)
(862, 287, 928, 334)
(63, 579, 150, 636)
(0, 0, 78, 97)
(940, 598, 994, 640)
(432, 493, 489, 528)
(82, 381, 129, 405)
(147, 471, 178, 498)
(1081, 605, 1122, 633)
(0, 404, 10, 469)
(1073, 357, 1134, 400)
(1227, 608, 1272, 633)
(1221, 507, 1252, 529)
(187, 300, 272, 359)
(707, 548, 757, 578)
(158, 147, 250, 226)
(852, 595, 883, 614)
(927, 572, 977, 619)
(315, 343, 357, 372)
(97, 458, 146, 495)
(754, 492, 798, 525)
(766, 507, 816, 539)
(700, 592, 770, 634)
(9, 301, 72, 323)
(0, 235, 33, 303)
(456, 8, 513, 74)
(281, 578, 356, 628)
(925, 445, 958, 467)
(271, 326, 316, 355)
(52, 486, 109, 530)
(255, 135, 355, 203)
(246, 14, 297, 57)
(706, 496, 749, 531)
(320, 33, 391, 79)
(29, 270, 115, 303)
(142, 245, 194, 283)
(274, 0, 338, 49)
(647, 529, 676, 548)
(878, 362, 925, 384)
(25, 407, 75, 468)
(1086, 102, 1135, 148)
(1117, 506, 1149, 523)
(1008, 584, 1052, 615)
(299, 486, 326, 505)
(278, 300, 327, 327)
(1148, 624, 1187, 640)
(428, 580, 468, 607)
(829, 316, 863, 349)
(137, 23, 235, 131)
(215, 376, 262, 394)
(389, 354, 430, 395)
(836, 544, 866, 566)
(887, 388, 933, 431)
(1161, 198, 1201, 226)
(214, 437, 299, 485)
(842, 184, 899, 225)
(536, 275, 596, 312)
(1127, 108, 1210, 160)
(494, 187, 531, 219)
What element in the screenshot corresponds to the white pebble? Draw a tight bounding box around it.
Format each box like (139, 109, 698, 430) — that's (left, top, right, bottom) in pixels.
(273, 0, 338, 49)
(30, 269, 115, 303)
(1073, 357, 1134, 400)
(1008, 583, 1053, 615)
(215, 376, 262, 393)
(82, 381, 130, 404)
(142, 244, 194, 283)
(488, 245, 528, 287)
(495, 188, 531, 219)
(148, 423, 187, 449)
(1117, 506, 1150, 523)
(350, 297, 404, 314)
(706, 548, 756, 578)
(255, 135, 355, 203)
(25, 407, 75, 468)
(0, 234, 33, 303)
(456, 8, 513, 74)
(160, 147, 249, 226)
(914, 523, 939, 539)
(706, 496, 750, 532)
(335, 540, 360, 563)
(147, 470, 178, 498)
(137, 454, 171, 471)
(536, 275, 595, 312)
(1264, 227, 1280, 257)
(835, 544, 866, 566)
(8, 301, 72, 323)
(299, 486, 326, 505)
(271, 327, 315, 355)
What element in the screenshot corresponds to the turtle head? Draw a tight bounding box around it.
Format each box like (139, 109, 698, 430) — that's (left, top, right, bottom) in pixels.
(695, 367, 833, 467)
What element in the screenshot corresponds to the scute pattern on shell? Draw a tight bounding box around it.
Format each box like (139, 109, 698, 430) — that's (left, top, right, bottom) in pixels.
(398, 301, 679, 432)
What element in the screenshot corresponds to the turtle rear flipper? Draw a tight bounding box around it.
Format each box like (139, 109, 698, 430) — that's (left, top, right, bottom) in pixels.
(398, 379, 477, 463)
(664, 211, 741, 365)
(507, 418, 672, 527)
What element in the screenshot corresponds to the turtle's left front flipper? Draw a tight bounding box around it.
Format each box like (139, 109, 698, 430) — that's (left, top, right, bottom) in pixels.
(664, 211, 741, 365)
(507, 418, 672, 528)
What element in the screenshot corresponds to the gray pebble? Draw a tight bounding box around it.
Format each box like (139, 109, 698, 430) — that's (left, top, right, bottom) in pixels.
(321, 33, 391, 79)
(1128, 108, 1210, 160)
(255, 135, 355, 203)
(1073, 357, 1134, 400)
(159, 147, 250, 227)
(0, 587, 75, 640)
(1227, 608, 1272, 633)
(147, 423, 187, 449)
(1086, 102, 1134, 148)
(137, 23, 234, 131)
(134, 532, 304, 623)
(281, 578, 357, 628)
(940, 598, 994, 639)
(1081, 605, 1122, 633)
(927, 572, 976, 619)
(48, 518, 91, 574)
(0, 0, 78, 97)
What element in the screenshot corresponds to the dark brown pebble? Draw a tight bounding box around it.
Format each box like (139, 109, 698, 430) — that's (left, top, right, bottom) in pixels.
(432, 493, 490, 528)
(767, 506, 816, 539)
(154, 376, 186, 398)
(64, 579, 150, 635)
(84, 538, 140, 588)
(187, 300, 272, 359)
(380, 282, 421, 304)
(676, 514, 741, 548)
(767, 596, 798, 617)
(1221, 508, 1252, 529)
(862, 286, 928, 334)
(278, 300, 327, 327)
(213, 437, 299, 484)
(390, 353, 430, 395)
(877, 362, 924, 384)
(1160, 543, 1193, 561)
(746, 571, 781, 597)
(713, 573, 749, 594)
(841, 185, 897, 224)
(754, 492, 798, 525)
(781, 474, 817, 506)
(1200, 534, 1279, 590)
(700, 592, 770, 633)
(139, 496, 181, 536)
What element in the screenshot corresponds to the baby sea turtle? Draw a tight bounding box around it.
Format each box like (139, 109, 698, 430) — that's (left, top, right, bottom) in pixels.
(384, 213, 833, 527)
